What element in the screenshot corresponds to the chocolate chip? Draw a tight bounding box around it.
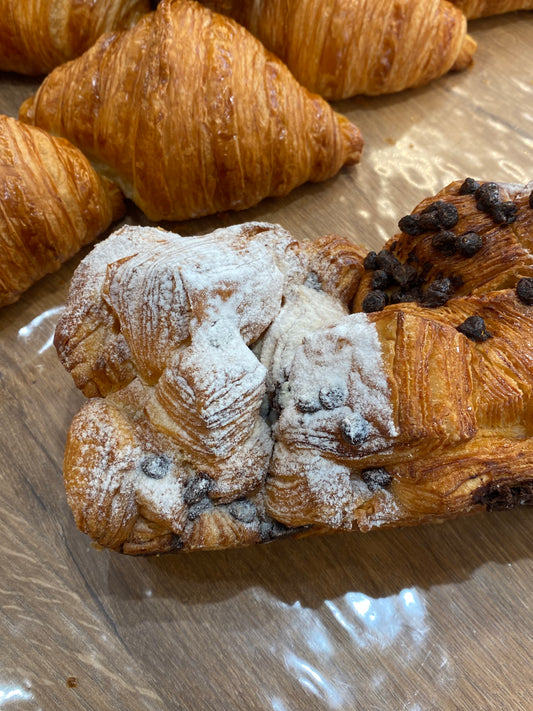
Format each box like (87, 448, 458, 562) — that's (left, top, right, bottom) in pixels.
(459, 177, 480, 195)
(259, 519, 303, 542)
(228, 499, 256, 524)
(362, 290, 387, 313)
(376, 249, 400, 273)
(418, 206, 442, 231)
(449, 273, 464, 291)
(305, 271, 322, 291)
(371, 269, 390, 290)
(340, 413, 370, 446)
(516, 277, 533, 305)
(363, 251, 378, 271)
(140, 454, 171, 480)
(457, 231, 483, 257)
(529, 190, 533, 209)
(297, 395, 321, 413)
(434, 202, 459, 229)
(187, 497, 212, 521)
(171, 534, 184, 550)
(361, 468, 393, 492)
(491, 201, 518, 224)
(431, 230, 457, 256)
(319, 384, 347, 410)
(475, 182, 500, 211)
(183, 473, 214, 505)
(421, 278, 454, 307)
(389, 288, 421, 304)
(457, 315, 492, 342)
(472, 480, 533, 512)
(398, 214, 425, 237)
(391, 262, 417, 287)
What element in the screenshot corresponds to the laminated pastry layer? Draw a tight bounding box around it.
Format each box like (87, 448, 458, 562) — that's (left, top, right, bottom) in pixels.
(201, 0, 476, 99)
(0, 114, 125, 308)
(56, 221, 365, 552)
(19, 0, 363, 221)
(57, 182, 533, 554)
(0, 0, 151, 75)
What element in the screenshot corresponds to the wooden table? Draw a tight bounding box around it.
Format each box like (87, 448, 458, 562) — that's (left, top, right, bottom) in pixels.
(1, 12, 532, 711)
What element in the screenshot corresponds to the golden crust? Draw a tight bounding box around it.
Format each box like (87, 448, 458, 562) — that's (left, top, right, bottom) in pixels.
(202, 0, 476, 99)
(19, 0, 363, 222)
(0, 114, 125, 308)
(450, 0, 533, 19)
(0, 0, 150, 75)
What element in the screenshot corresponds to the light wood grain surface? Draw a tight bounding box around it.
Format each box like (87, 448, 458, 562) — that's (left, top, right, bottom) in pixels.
(1, 12, 532, 711)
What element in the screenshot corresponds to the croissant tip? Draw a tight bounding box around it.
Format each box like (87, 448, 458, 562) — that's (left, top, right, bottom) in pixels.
(18, 96, 35, 124)
(339, 116, 364, 166)
(451, 34, 477, 72)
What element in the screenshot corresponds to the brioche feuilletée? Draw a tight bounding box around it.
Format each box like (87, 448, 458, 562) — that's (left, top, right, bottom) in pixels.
(54, 178, 533, 554)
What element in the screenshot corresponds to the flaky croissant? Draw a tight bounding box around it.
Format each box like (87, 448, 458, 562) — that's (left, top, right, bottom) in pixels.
(0, 0, 151, 76)
(19, 0, 363, 222)
(450, 0, 533, 18)
(200, 0, 477, 100)
(0, 115, 125, 308)
(56, 178, 533, 555)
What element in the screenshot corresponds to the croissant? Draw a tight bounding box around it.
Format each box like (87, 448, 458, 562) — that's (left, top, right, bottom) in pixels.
(450, 0, 533, 18)
(0, 0, 151, 76)
(0, 115, 125, 308)
(56, 178, 533, 554)
(18, 0, 363, 222)
(200, 0, 477, 100)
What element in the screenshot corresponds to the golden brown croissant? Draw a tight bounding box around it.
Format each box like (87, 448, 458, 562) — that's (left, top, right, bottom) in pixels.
(0, 0, 151, 76)
(56, 179, 533, 554)
(450, 0, 533, 18)
(0, 115, 125, 308)
(200, 0, 477, 99)
(19, 0, 363, 222)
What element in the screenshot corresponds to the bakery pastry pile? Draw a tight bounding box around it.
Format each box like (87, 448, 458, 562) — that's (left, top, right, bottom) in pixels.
(55, 180, 533, 554)
(19, 0, 363, 222)
(2, 0, 531, 302)
(0, 1, 531, 553)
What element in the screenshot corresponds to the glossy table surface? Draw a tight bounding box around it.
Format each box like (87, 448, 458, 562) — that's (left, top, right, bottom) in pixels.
(1, 12, 532, 711)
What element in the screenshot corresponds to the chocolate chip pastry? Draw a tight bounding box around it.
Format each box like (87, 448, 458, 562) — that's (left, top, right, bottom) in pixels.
(56, 179, 533, 554)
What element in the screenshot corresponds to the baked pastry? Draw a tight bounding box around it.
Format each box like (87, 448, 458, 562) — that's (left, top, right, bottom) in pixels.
(56, 179, 533, 554)
(0, 114, 125, 308)
(0, 0, 151, 76)
(450, 0, 533, 18)
(200, 0, 477, 99)
(19, 0, 363, 222)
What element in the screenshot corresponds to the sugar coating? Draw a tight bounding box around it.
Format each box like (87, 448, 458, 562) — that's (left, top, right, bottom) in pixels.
(60, 221, 398, 551)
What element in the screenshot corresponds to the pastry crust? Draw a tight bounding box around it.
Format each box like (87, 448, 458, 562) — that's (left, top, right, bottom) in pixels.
(202, 0, 477, 99)
(450, 0, 533, 19)
(57, 179, 533, 554)
(19, 0, 363, 222)
(0, 0, 150, 75)
(0, 114, 124, 307)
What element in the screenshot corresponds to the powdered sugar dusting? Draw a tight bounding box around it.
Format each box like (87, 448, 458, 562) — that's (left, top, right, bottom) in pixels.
(59, 221, 406, 550)
(278, 312, 397, 458)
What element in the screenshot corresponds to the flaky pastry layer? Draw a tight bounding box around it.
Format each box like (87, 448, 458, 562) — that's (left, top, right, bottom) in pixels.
(56, 179, 533, 554)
